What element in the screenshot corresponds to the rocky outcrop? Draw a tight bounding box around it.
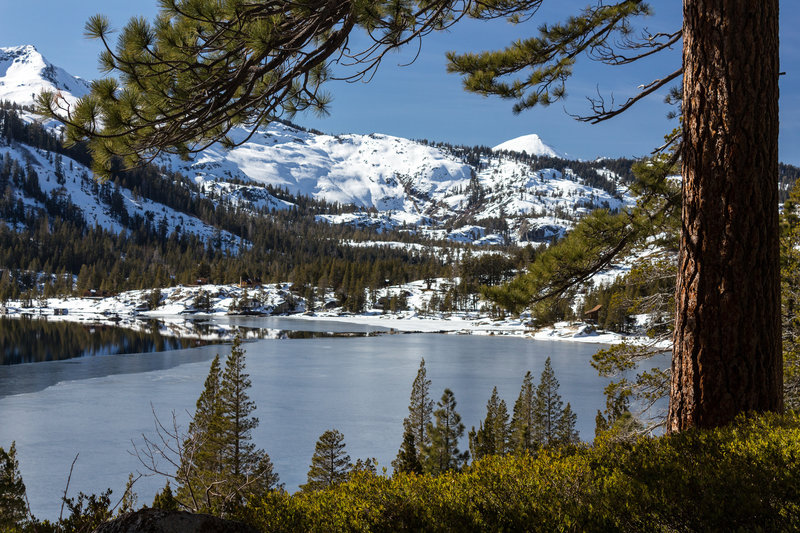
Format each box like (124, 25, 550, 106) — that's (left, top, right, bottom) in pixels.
(92, 509, 259, 533)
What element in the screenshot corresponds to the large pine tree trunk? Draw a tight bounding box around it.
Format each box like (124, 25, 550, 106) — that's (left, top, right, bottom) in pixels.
(669, 0, 782, 432)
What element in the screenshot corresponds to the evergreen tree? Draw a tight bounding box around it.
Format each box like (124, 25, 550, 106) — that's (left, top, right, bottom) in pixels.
(423, 388, 468, 475)
(391, 428, 422, 475)
(0, 442, 27, 530)
(176, 335, 278, 513)
(402, 358, 434, 456)
(302, 429, 351, 492)
(218, 335, 279, 506)
(510, 361, 579, 451)
(177, 354, 224, 509)
(449, 0, 782, 432)
(534, 358, 579, 447)
(535, 357, 564, 447)
(469, 386, 510, 461)
(556, 402, 579, 446)
(152, 482, 179, 512)
(509, 371, 537, 454)
(668, 0, 781, 432)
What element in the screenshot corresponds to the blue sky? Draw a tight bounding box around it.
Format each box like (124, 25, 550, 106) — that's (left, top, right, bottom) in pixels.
(1, 1, 798, 163)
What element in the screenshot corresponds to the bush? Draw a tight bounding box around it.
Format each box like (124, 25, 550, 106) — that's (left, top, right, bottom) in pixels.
(242, 414, 800, 532)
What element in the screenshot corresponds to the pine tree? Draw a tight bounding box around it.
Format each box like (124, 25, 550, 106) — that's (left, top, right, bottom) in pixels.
(668, 0, 781, 431)
(177, 354, 224, 509)
(302, 429, 351, 492)
(152, 482, 179, 512)
(218, 335, 279, 506)
(391, 428, 422, 475)
(176, 335, 278, 513)
(535, 357, 564, 447)
(449, 0, 781, 432)
(423, 388, 468, 475)
(509, 371, 537, 454)
(534, 358, 579, 447)
(402, 358, 433, 456)
(556, 402, 579, 446)
(0, 442, 27, 530)
(469, 386, 510, 460)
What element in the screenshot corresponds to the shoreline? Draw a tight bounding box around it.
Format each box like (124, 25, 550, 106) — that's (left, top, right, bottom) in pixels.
(0, 282, 664, 347)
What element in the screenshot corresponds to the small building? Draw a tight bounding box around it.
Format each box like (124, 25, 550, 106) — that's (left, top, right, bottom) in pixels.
(239, 276, 263, 289)
(584, 304, 602, 325)
(82, 289, 114, 299)
(53, 308, 69, 316)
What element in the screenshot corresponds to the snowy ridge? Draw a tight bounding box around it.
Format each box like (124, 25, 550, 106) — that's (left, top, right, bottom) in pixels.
(0, 45, 89, 107)
(164, 121, 632, 244)
(492, 134, 565, 159)
(0, 44, 636, 246)
(160, 124, 473, 213)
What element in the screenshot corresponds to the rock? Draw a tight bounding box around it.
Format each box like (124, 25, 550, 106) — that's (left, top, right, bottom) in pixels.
(92, 508, 260, 533)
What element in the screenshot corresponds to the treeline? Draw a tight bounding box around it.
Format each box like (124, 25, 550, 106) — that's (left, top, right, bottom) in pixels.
(1, 104, 539, 304)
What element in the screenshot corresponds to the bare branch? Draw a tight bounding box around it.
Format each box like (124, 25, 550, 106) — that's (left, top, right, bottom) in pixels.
(574, 68, 682, 124)
(59, 453, 80, 522)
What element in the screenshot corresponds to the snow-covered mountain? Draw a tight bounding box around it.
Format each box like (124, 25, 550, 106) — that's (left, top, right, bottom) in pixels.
(492, 134, 564, 159)
(160, 125, 473, 213)
(0, 141, 244, 250)
(159, 121, 630, 243)
(0, 45, 89, 106)
(0, 45, 635, 246)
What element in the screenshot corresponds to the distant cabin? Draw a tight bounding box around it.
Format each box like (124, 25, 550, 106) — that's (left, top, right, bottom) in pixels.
(82, 289, 114, 299)
(584, 304, 602, 324)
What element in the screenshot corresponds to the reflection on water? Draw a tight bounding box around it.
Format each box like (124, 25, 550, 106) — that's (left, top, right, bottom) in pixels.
(0, 316, 387, 366)
(0, 317, 218, 365)
(279, 330, 377, 339)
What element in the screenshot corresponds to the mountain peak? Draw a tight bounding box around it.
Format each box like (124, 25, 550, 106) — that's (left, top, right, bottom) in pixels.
(0, 44, 89, 106)
(492, 134, 564, 159)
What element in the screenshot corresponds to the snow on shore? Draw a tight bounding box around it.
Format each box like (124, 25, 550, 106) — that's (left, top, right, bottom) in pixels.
(0, 280, 658, 346)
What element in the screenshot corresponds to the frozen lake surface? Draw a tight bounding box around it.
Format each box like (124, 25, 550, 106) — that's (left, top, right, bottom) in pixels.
(0, 320, 662, 520)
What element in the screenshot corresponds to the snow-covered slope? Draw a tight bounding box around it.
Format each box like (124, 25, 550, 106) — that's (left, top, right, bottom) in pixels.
(0, 142, 244, 250)
(160, 121, 631, 243)
(160, 124, 473, 212)
(492, 134, 564, 159)
(0, 44, 635, 247)
(0, 45, 89, 106)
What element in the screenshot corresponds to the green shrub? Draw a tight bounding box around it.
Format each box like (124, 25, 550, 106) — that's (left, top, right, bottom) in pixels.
(242, 414, 800, 532)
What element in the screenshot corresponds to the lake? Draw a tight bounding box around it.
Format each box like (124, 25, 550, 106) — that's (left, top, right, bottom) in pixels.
(0, 318, 664, 520)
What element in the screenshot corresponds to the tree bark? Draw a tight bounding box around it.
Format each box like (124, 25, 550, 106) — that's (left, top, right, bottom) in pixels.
(669, 0, 782, 431)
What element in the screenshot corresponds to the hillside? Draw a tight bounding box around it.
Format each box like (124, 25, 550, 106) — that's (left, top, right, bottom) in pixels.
(0, 45, 89, 107)
(0, 45, 640, 247)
